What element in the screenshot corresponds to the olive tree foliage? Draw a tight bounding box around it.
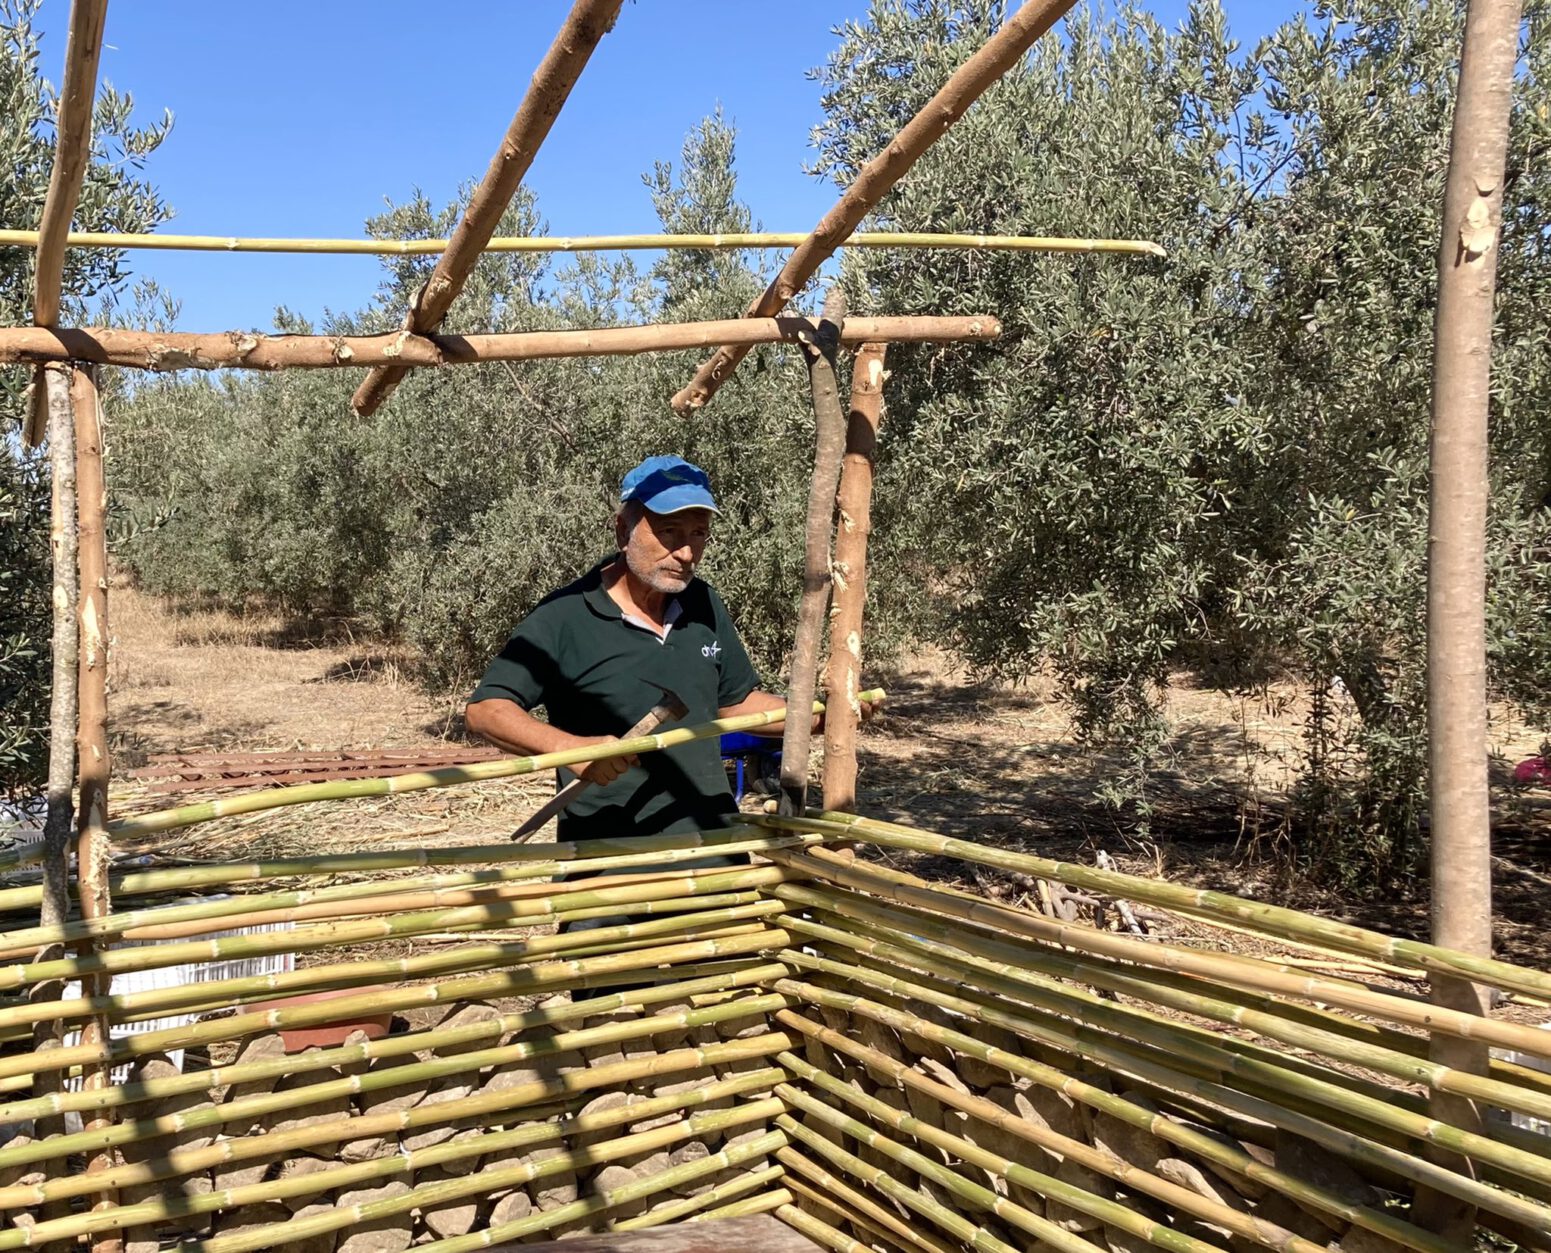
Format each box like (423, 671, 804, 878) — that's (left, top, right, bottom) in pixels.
(0, 0, 170, 797)
(112, 111, 826, 694)
(813, 0, 1551, 880)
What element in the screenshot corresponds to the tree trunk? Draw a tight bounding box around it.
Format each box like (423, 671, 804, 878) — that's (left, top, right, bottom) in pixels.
(822, 343, 888, 815)
(1417, 0, 1524, 1240)
(780, 292, 849, 818)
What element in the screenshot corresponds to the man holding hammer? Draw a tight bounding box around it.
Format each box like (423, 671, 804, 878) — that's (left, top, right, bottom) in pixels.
(465, 455, 792, 845)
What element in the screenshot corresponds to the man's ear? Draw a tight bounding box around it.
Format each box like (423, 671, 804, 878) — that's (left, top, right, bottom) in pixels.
(613, 508, 630, 550)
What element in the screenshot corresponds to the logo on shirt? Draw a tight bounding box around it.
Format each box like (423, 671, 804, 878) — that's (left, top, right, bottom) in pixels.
(702, 641, 722, 659)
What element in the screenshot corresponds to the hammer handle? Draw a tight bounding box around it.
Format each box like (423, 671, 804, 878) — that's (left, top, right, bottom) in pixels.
(509, 699, 680, 841)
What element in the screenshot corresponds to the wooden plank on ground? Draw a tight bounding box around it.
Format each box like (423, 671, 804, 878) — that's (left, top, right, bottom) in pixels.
(488, 1214, 823, 1251)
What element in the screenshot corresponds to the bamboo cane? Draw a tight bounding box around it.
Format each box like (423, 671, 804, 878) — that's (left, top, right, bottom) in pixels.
(777, 1148, 957, 1253)
(775, 1113, 1023, 1253)
(0, 825, 818, 915)
(0, 959, 784, 1128)
(0, 1006, 789, 1204)
(5, 865, 789, 991)
(780, 1053, 1226, 1253)
(775, 959, 1551, 1230)
(776, 1204, 874, 1253)
(823, 342, 887, 814)
(775, 977, 1457, 1253)
(778, 1172, 917, 1253)
(770, 810, 1551, 1003)
(776, 1011, 1327, 1253)
(3, 890, 770, 1036)
(609, 1163, 786, 1231)
(3, 1057, 787, 1240)
(670, 0, 1078, 414)
(692, 1189, 794, 1222)
(105, 694, 879, 838)
(773, 867, 1551, 1122)
(0, 831, 818, 954)
(759, 823, 1551, 1058)
(0, 226, 1167, 257)
(0, 924, 788, 1086)
(219, 1115, 785, 1253)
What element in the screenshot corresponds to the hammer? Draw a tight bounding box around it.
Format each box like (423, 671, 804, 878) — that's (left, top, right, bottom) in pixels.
(509, 681, 688, 842)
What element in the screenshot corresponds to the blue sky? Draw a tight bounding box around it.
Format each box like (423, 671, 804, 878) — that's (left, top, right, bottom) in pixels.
(36, 1, 1292, 332)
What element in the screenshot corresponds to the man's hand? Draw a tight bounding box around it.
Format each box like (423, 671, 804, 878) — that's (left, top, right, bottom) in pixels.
(571, 735, 640, 785)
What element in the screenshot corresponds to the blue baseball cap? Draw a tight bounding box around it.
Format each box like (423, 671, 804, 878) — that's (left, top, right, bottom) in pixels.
(620, 455, 719, 515)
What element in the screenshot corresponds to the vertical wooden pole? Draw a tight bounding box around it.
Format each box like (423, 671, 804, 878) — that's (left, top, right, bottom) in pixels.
(822, 343, 888, 815)
(780, 291, 849, 818)
(1418, 0, 1523, 1240)
(32, 365, 77, 1147)
(72, 363, 120, 1249)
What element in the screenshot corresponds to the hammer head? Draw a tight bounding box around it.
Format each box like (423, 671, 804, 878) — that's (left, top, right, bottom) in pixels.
(641, 678, 689, 722)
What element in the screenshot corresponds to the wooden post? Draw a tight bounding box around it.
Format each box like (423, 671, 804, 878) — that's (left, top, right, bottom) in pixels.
(351, 0, 624, 417)
(1418, 0, 1524, 1240)
(822, 343, 888, 814)
(779, 292, 849, 819)
(32, 365, 77, 1146)
(0, 314, 1000, 373)
(73, 363, 120, 1249)
(669, 0, 1075, 415)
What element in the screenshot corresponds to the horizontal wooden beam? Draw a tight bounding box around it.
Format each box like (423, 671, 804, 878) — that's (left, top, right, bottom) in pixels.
(0, 314, 1001, 373)
(352, 0, 625, 418)
(670, 0, 1077, 416)
(0, 227, 1165, 258)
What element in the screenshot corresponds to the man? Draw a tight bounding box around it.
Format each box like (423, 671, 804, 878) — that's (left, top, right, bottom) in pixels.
(466, 454, 792, 844)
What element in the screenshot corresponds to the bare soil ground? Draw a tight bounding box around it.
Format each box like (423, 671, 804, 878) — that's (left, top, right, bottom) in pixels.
(106, 586, 1551, 969)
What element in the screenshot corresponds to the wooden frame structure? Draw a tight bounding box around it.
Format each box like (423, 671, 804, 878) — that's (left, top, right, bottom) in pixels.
(5, 0, 1538, 1250)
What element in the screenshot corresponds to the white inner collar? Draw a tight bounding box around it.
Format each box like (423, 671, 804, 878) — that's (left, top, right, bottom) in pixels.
(619, 597, 682, 644)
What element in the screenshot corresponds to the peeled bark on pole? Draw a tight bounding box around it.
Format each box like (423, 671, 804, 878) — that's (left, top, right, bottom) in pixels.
(0, 315, 1000, 372)
(822, 343, 888, 814)
(1416, 0, 1524, 1241)
(669, 0, 1075, 415)
(351, 0, 624, 417)
(33, 365, 77, 1146)
(780, 291, 849, 819)
(73, 364, 119, 1249)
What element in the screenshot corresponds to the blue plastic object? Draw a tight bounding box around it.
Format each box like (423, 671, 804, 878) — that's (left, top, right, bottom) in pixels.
(720, 732, 781, 801)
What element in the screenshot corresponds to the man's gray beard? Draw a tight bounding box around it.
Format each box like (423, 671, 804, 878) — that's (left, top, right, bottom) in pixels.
(624, 544, 690, 596)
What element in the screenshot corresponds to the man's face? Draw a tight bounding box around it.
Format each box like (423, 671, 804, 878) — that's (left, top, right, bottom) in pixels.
(619, 506, 713, 596)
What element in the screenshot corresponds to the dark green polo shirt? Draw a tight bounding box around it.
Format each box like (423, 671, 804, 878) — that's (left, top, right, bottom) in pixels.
(471, 556, 762, 841)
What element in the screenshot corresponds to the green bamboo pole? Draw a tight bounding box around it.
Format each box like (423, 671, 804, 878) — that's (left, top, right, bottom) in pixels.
(0, 991, 790, 1188)
(411, 1128, 792, 1253)
(778, 1080, 1162, 1253)
(691, 1188, 793, 1221)
(0, 958, 783, 1127)
(0, 923, 788, 1086)
(775, 1204, 874, 1253)
(2, 890, 770, 1035)
(609, 1163, 786, 1231)
(0, 831, 818, 951)
(109, 694, 880, 839)
(5, 864, 789, 990)
(777, 1011, 1326, 1253)
(776, 959, 1551, 1232)
(0, 824, 813, 914)
(0, 227, 1166, 257)
(775, 1113, 1023, 1253)
(771, 976, 1458, 1253)
(0, 967, 787, 1172)
(765, 810, 1551, 1004)
(773, 870, 1551, 1123)
(777, 1147, 958, 1253)
(778, 1172, 920, 1253)
(761, 834, 1551, 1060)
(27, 1097, 787, 1250)
(779, 1055, 1225, 1253)
(9, 1073, 784, 1247)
